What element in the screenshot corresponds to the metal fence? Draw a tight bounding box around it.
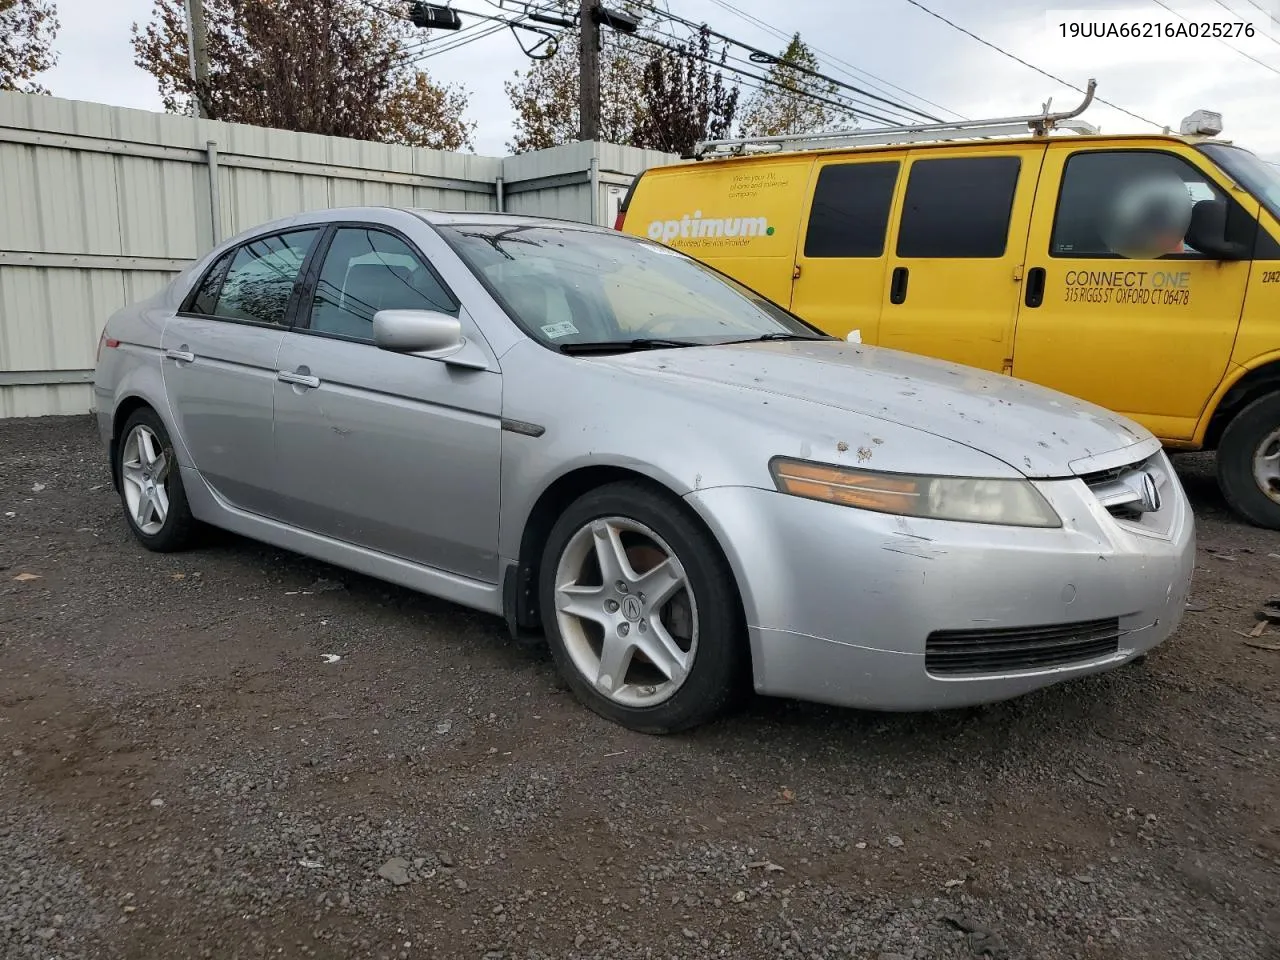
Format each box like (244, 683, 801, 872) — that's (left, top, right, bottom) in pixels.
(0, 91, 677, 417)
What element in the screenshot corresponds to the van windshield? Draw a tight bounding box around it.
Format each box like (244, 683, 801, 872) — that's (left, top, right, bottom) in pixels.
(437, 223, 826, 351)
(1199, 143, 1280, 222)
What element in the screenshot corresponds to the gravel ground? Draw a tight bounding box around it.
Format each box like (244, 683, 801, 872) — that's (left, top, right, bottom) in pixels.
(1, 414, 1278, 960)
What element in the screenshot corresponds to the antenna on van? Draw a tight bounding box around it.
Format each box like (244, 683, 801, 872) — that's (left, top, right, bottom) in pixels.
(693, 79, 1099, 159)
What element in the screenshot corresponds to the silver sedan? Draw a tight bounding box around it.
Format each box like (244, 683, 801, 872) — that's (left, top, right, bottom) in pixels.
(92, 207, 1196, 733)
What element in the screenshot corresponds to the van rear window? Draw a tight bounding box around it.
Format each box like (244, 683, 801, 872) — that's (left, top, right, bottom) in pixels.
(896, 156, 1021, 259)
(803, 161, 900, 258)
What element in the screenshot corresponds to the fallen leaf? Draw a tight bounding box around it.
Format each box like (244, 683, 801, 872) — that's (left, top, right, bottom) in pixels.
(773, 787, 795, 805)
(13, 573, 41, 582)
(171, 573, 186, 581)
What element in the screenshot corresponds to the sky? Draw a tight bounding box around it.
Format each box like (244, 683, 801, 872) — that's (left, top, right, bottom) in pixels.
(32, 0, 1280, 160)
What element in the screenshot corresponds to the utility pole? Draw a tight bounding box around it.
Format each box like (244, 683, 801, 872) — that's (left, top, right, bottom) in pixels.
(184, 0, 210, 119)
(578, 0, 601, 142)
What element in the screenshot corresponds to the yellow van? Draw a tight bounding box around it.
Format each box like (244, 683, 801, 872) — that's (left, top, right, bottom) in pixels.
(617, 88, 1280, 530)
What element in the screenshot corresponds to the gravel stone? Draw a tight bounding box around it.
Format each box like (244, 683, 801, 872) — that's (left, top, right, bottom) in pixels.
(0, 418, 1276, 959)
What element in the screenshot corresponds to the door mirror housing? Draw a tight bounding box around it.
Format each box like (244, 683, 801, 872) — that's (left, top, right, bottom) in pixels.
(373, 309, 464, 354)
(1185, 198, 1251, 260)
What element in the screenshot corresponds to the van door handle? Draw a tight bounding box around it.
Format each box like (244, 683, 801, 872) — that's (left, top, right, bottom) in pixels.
(889, 266, 909, 304)
(1025, 266, 1047, 308)
(278, 369, 320, 389)
(164, 347, 195, 363)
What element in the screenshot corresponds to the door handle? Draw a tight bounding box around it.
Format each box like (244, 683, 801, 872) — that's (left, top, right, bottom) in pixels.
(1024, 266, 1047, 308)
(277, 370, 320, 389)
(164, 348, 195, 363)
(889, 266, 909, 305)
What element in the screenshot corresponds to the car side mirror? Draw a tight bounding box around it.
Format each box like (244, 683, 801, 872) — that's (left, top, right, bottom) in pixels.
(1185, 199, 1250, 260)
(372, 309, 464, 355)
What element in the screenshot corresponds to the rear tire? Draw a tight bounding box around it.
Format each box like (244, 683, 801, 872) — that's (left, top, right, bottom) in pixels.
(538, 481, 747, 734)
(115, 407, 198, 552)
(1216, 392, 1280, 531)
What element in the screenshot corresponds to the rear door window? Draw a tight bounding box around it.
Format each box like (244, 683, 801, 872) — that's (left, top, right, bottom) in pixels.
(803, 161, 900, 258)
(212, 229, 321, 325)
(895, 156, 1022, 258)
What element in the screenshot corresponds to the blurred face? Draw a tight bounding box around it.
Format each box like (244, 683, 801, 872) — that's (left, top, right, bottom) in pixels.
(1099, 171, 1195, 259)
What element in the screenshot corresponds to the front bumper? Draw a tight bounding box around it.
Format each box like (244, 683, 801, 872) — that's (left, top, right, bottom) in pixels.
(684, 453, 1195, 712)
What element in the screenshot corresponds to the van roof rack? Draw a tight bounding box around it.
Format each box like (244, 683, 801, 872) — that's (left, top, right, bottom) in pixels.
(693, 79, 1104, 159)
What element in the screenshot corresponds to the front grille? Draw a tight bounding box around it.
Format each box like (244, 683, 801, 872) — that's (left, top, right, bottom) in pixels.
(1079, 455, 1171, 528)
(925, 617, 1122, 676)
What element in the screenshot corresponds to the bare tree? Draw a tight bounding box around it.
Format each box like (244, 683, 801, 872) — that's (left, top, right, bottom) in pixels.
(0, 0, 59, 94)
(132, 0, 475, 150)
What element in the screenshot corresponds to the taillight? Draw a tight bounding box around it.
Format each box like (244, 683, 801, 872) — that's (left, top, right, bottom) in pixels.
(96, 330, 119, 363)
(613, 210, 626, 231)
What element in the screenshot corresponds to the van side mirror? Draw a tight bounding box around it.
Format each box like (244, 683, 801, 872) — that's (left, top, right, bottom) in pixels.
(1185, 199, 1250, 260)
(372, 309, 463, 354)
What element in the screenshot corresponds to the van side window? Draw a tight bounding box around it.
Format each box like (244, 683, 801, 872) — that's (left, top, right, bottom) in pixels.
(896, 156, 1022, 259)
(1051, 150, 1228, 259)
(803, 161, 899, 258)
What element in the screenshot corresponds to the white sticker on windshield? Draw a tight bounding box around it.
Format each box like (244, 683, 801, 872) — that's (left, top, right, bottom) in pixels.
(541, 320, 579, 339)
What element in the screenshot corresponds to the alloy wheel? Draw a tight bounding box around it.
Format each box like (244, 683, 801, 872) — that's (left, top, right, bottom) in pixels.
(120, 424, 171, 536)
(552, 516, 698, 707)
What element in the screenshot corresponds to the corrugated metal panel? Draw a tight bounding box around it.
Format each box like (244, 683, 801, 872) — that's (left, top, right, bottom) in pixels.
(0, 92, 678, 416)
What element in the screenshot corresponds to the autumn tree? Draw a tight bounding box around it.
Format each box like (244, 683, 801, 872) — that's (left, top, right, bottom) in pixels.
(633, 27, 739, 156)
(738, 33, 845, 138)
(0, 0, 59, 94)
(503, 2, 649, 152)
(132, 0, 475, 150)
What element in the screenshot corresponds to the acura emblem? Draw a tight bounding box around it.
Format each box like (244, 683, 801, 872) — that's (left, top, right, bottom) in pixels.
(1136, 472, 1162, 513)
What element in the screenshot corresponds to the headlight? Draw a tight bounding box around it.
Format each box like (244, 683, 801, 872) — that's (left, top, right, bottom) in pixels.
(769, 457, 1061, 528)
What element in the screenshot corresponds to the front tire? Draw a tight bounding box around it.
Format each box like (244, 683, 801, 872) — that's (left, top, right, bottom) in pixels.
(115, 407, 198, 552)
(1217, 392, 1280, 531)
(538, 482, 747, 734)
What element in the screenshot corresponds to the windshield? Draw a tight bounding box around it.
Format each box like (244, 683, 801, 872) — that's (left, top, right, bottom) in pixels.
(437, 223, 826, 349)
(1199, 143, 1280, 222)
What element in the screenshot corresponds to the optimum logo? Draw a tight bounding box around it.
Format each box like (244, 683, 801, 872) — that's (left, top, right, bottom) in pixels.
(647, 210, 775, 243)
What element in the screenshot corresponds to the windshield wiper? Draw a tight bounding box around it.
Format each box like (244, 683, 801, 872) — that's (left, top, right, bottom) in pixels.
(559, 338, 703, 355)
(719, 332, 830, 344)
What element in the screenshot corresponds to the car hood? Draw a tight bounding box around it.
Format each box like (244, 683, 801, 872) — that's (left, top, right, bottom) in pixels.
(595, 340, 1156, 479)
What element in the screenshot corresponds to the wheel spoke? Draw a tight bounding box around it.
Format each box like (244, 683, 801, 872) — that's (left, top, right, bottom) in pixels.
(136, 429, 158, 467)
(135, 492, 152, 528)
(555, 581, 610, 628)
(635, 557, 686, 610)
(152, 484, 170, 523)
(151, 450, 170, 482)
(637, 619, 690, 685)
(590, 520, 635, 584)
(120, 463, 146, 494)
(596, 631, 636, 694)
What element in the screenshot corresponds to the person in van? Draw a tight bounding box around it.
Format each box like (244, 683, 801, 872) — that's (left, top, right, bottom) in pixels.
(616, 112, 1280, 530)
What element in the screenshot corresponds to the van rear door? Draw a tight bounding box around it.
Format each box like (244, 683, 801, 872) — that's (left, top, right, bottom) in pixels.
(877, 143, 1047, 373)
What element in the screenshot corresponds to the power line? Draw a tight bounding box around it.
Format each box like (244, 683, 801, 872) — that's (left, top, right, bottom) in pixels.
(701, 0, 967, 120)
(628, 30, 904, 126)
(900, 0, 1164, 129)
(636, 19, 906, 124)
(630, 0, 942, 121)
(1154, 0, 1280, 67)
(1210, 0, 1280, 46)
(638, 15, 920, 124)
